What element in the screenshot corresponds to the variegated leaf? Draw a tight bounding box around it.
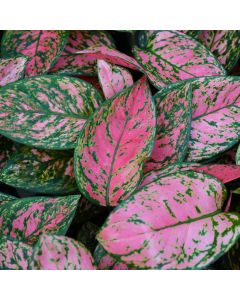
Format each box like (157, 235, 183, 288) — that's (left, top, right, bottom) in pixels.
(133, 31, 226, 89)
(0, 145, 77, 194)
(29, 235, 96, 270)
(0, 76, 103, 149)
(198, 31, 240, 72)
(180, 30, 201, 39)
(97, 60, 133, 99)
(0, 56, 28, 86)
(144, 82, 192, 172)
(1, 30, 69, 76)
(74, 77, 156, 206)
(0, 195, 80, 244)
(50, 31, 115, 76)
(0, 192, 17, 205)
(0, 236, 32, 270)
(97, 171, 240, 269)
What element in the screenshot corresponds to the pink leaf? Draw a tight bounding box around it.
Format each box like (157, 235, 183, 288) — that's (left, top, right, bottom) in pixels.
(0, 57, 28, 86)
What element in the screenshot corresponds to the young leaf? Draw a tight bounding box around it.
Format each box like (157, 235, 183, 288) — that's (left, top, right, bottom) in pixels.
(97, 171, 240, 269)
(1, 30, 69, 76)
(74, 77, 156, 206)
(133, 31, 226, 89)
(198, 31, 240, 72)
(0, 57, 28, 86)
(0, 236, 32, 270)
(97, 60, 133, 99)
(144, 83, 192, 172)
(0, 195, 80, 244)
(0, 145, 77, 194)
(0, 76, 103, 149)
(50, 31, 115, 76)
(29, 235, 96, 270)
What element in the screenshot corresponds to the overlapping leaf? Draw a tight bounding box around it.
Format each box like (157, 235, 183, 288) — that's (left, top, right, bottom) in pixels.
(0, 192, 17, 205)
(1, 30, 69, 76)
(29, 235, 96, 270)
(0, 236, 32, 270)
(198, 31, 240, 72)
(144, 82, 192, 172)
(0, 56, 28, 86)
(0, 76, 103, 149)
(74, 77, 156, 206)
(0, 195, 79, 244)
(50, 31, 115, 76)
(97, 171, 240, 269)
(133, 30, 226, 89)
(0, 145, 77, 194)
(97, 60, 133, 99)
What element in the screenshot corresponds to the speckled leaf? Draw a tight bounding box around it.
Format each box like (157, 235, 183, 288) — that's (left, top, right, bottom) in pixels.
(0, 76, 103, 149)
(133, 31, 226, 89)
(0, 236, 32, 270)
(97, 60, 133, 99)
(1, 31, 69, 76)
(236, 145, 240, 165)
(0, 192, 17, 205)
(50, 31, 115, 76)
(74, 77, 156, 207)
(195, 164, 240, 184)
(180, 30, 201, 39)
(29, 235, 96, 270)
(97, 171, 240, 269)
(94, 243, 129, 270)
(0, 56, 28, 86)
(144, 83, 192, 172)
(0, 145, 77, 194)
(0, 195, 80, 244)
(198, 31, 240, 72)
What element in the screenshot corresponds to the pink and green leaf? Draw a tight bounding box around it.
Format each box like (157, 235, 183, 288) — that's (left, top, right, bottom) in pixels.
(29, 235, 96, 270)
(0, 145, 77, 194)
(1, 30, 69, 76)
(97, 60, 133, 99)
(97, 171, 240, 269)
(0, 56, 28, 86)
(0, 195, 80, 244)
(133, 30, 226, 89)
(144, 83, 192, 172)
(74, 77, 156, 206)
(0, 76, 103, 149)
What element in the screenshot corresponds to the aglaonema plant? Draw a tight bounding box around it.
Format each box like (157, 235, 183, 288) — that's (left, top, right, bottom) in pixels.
(0, 30, 239, 270)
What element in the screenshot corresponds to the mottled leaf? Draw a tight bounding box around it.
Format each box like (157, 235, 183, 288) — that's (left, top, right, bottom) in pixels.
(0, 145, 77, 194)
(0, 76, 103, 149)
(144, 82, 192, 172)
(74, 77, 156, 206)
(1, 30, 69, 76)
(198, 30, 240, 72)
(0, 56, 28, 86)
(50, 31, 115, 76)
(97, 60, 133, 99)
(180, 30, 201, 39)
(0, 236, 32, 270)
(133, 31, 226, 89)
(0, 192, 17, 205)
(29, 235, 96, 270)
(0, 195, 80, 244)
(97, 171, 240, 269)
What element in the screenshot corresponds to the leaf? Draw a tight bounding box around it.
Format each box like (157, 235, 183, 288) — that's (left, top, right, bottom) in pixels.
(0, 195, 79, 244)
(198, 31, 240, 72)
(74, 77, 156, 206)
(94, 244, 129, 270)
(0, 135, 16, 169)
(0, 236, 32, 270)
(97, 60, 133, 99)
(236, 144, 240, 165)
(195, 164, 240, 184)
(0, 76, 103, 149)
(29, 235, 96, 270)
(97, 171, 240, 270)
(0, 56, 28, 86)
(180, 30, 201, 39)
(50, 31, 115, 76)
(133, 31, 226, 89)
(144, 82, 192, 172)
(1, 30, 69, 76)
(0, 145, 77, 194)
(0, 192, 17, 205)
